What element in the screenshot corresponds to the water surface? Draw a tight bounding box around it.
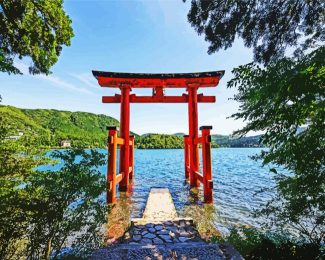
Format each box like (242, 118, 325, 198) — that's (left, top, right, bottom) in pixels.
(98, 148, 278, 234)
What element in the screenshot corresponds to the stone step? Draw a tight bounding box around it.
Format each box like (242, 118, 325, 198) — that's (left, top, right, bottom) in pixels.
(91, 242, 243, 260)
(125, 219, 203, 245)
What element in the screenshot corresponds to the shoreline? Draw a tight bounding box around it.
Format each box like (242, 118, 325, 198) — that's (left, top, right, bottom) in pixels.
(46, 146, 265, 150)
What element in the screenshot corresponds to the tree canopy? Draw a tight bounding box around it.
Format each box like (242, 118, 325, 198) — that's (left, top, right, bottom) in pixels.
(0, 0, 73, 74)
(186, 0, 324, 64)
(186, 0, 325, 244)
(228, 47, 324, 242)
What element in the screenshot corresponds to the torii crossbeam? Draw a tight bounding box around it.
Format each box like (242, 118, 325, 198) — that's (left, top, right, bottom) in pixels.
(93, 70, 225, 203)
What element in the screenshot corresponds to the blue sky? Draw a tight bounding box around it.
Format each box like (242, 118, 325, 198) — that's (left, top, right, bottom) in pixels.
(0, 0, 255, 135)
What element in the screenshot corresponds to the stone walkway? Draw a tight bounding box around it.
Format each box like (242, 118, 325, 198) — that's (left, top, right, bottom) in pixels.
(92, 242, 235, 259)
(142, 188, 177, 220)
(124, 219, 203, 245)
(125, 188, 203, 245)
(92, 188, 243, 259)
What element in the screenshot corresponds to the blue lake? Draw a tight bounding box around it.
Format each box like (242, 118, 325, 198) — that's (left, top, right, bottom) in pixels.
(97, 148, 277, 233)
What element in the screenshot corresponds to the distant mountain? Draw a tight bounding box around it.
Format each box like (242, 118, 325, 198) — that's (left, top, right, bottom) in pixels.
(211, 134, 263, 148)
(140, 133, 158, 137)
(209, 127, 306, 147)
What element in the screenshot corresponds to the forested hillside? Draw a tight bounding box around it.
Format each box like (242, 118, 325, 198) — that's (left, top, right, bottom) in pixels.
(137, 134, 220, 149)
(173, 133, 262, 147)
(136, 134, 184, 149)
(1, 105, 263, 148)
(211, 134, 262, 147)
(0, 105, 119, 147)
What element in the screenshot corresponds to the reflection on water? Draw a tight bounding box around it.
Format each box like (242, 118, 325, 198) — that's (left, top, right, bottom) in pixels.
(180, 189, 222, 240)
(105, 192, 132, 243)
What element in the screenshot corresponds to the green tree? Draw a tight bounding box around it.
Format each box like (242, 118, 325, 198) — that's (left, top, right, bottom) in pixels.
(186, 0, 324, 64)
(228, 47, 324, 243)
(24, 149, 107, 259)
(186, 0, 325, 244)
(0, 107, 108, 259)
(212, 226, 321, 259)
(0, 109, 46, 258)
(0, 0, 73, 75)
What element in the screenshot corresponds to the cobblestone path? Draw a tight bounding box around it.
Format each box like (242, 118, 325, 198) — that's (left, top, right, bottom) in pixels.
(92, 188, 243, 259)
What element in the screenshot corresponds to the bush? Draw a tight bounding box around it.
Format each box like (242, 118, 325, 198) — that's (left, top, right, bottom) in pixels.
(211, 226, 324, 259)
(0, 144, 108, 259)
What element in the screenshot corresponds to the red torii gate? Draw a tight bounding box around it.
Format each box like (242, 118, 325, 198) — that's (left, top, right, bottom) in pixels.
(92, 70, 225, 204)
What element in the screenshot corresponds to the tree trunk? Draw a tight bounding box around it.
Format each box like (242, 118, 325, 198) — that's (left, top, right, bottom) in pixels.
(45, 237, 52, 260)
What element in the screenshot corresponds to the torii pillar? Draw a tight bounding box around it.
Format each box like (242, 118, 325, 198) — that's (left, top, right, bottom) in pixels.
(188, 86, 200, 187)
(119, 86, 131, 191)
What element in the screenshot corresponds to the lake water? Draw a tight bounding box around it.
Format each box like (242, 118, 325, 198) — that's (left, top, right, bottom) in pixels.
(98, 148, 278, 234)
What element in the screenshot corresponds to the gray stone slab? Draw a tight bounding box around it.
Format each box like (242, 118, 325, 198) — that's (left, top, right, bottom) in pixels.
(145, 223, 154, 228)
(165, 226, 177, 233)
(141, 230, 148, 236)
(179, 231, 191, 237)
(143, 233, 156, 239)
(153, 237, 164, 245)
(158, 234, 172, 242)
(179, 236, 190, 242)
(139, 238, 152, 244)
(132, 235, 141, 242)
(173, 237, 179, 243)
(155, 225, 164, 231)
(148, 227, 156, 233)
(133, 230, 140, 235)
(157, 229, 169, 235)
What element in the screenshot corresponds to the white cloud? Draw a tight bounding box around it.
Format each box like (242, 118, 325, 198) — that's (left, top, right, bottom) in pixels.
(70, 72, 121, 97)
(36, 74, 95, 96)
(14, 61, 96, 96)
(70, 72, 98, 89)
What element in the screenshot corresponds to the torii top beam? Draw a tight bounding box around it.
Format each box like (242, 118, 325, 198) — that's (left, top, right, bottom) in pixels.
(92, 71, 225, 88)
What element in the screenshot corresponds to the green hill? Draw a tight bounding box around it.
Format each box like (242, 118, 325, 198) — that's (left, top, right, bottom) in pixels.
(1, 105, 263, 148)
(0, 105, 120, 148)
(137, 134, 184, 149)
(211, 134, 262, 147)
(137, 133, 219, 149)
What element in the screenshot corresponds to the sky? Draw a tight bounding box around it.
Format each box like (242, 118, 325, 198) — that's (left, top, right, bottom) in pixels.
(0, 0, 255, 136)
